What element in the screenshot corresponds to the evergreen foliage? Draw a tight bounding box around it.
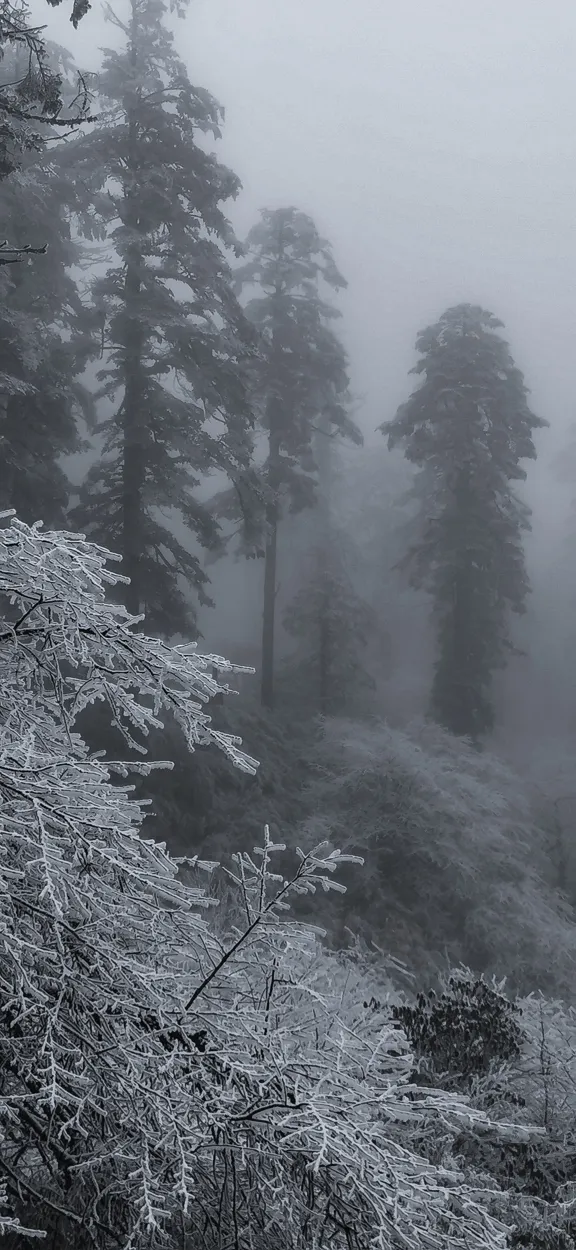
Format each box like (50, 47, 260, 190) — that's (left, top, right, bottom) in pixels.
(0, 4, 575, 1246)
(233, 206, 361, 707)
(383, 304, 547, 741)
(0, 60, 92, 524)
(62, 0, 256, 636)
(392, 974, 524, 1088)
(139, 703, 318, 862)
(0, 26, 93, 526)
(0, 0, 91, 184)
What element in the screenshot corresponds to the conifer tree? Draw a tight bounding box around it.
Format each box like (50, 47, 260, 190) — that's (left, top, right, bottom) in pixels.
(0, 16, 95, 527)
(383, 304, 546, 741)
(0, 0, 91, 183)
(0, 46, 93, 525)
(61, 0, 256, 637)
(235, 207, 361, 709)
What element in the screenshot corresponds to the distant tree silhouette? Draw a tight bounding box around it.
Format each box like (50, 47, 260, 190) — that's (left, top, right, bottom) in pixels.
(383, 303, 547, 741)
(235, 207, 360, 708)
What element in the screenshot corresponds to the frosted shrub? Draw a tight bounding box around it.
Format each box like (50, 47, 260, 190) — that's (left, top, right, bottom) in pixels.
(514, 993, 576, 1136)
(303, 718, 576, 992)
(0, 517, 539, 1248)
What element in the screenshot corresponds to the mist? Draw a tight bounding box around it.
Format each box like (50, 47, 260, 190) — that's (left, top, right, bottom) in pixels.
(34, 0, 575, 731)
(3, 0, 576, 1239)
(39, 0, 576, 421)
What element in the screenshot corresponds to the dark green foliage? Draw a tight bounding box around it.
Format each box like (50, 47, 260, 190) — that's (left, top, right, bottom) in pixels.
(491, 1139, 576, 1203)
(46, 0, 93, 27)
(383, 304, 547, 741)
(63, 0, 256, 634)
(391, 975, 524, 1086)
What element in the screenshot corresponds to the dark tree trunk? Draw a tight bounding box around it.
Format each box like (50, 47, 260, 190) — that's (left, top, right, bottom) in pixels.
(261, 497, 278, 710)
(122, 260, 145, 619)
(121, 78, 145, 621)
(316, 413, 333, 715)
(261, 422, 281, 710)
(318, 615, 330, 715)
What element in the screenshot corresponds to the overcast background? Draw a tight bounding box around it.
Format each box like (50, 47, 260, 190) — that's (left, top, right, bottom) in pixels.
(35, 0, 576, 456)
(28, 0, 576, 749)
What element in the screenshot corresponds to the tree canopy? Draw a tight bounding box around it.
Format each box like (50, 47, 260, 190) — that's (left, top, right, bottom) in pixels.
(383, 304, 547, 741)
(61, 0, 256, 635)
(234, 206, 361, 707)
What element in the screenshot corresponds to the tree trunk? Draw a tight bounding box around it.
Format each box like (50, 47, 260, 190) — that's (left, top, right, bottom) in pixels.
(261, 423, 281, 710)
(122, 260, 145, 619)
(315, 412, 333, 715)
(260, 290, 284, 710)
(0, 392, 12, 512)
(261, 497, 278, 710)
(318, 592, 330, 715)
(121, 43, 145, 621)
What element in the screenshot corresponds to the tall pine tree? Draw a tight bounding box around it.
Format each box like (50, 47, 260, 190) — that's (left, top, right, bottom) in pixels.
(61, 0, 256, 636)
(235, 207, 361, 709)
(383, 304, 547, 742)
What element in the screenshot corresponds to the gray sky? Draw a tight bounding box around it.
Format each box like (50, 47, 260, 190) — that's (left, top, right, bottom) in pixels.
(37, 0, 576, 464)
(29, 0, 576, 725)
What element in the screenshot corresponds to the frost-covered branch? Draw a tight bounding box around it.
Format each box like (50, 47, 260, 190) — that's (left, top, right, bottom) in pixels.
(0, 515, 539, 1249)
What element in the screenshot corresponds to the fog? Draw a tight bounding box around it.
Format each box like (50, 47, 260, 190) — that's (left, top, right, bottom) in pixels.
(26, 0, 576, 740)
(40, 0, 576, 439)
(7, 7, 576, 1227)
(32, 0, 576, 767)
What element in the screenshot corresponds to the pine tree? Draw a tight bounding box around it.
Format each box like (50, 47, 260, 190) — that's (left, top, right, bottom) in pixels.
(0, 0, 92, 182)
(235, 207, 361, 709)
(61, 0, 256, 637)
(383, 304, 547, 741)
(282, 417, 375, 716)
(0, 44, 93, 525)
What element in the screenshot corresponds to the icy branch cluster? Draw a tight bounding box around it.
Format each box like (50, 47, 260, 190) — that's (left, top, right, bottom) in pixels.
(0, 516, 539, 1248)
